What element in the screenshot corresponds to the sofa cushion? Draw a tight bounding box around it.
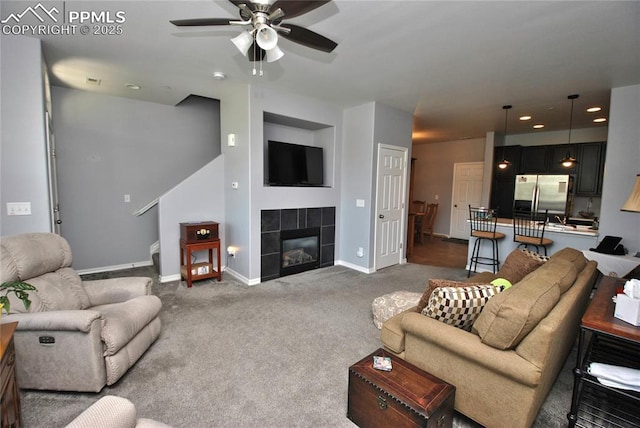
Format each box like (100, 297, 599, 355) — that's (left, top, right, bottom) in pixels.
(22, 268, 90, 312)
(472, 256, 568, 349)
(416, 279, 488, 313)
(547, 247, 587, 293)
(496, 249, 548, 284)
(0, 232, 73, 282)
(422, 284, 502, 331)
(372, 291, 422, 329)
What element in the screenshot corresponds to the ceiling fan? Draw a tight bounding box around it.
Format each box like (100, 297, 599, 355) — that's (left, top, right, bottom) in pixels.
(170, 0, 337, 68)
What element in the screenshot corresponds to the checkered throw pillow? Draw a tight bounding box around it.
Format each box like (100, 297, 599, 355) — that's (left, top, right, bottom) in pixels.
(422, 284, 502, 331)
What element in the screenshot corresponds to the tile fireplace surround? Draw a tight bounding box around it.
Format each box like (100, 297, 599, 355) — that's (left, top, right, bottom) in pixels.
(261, 207, 335, 282)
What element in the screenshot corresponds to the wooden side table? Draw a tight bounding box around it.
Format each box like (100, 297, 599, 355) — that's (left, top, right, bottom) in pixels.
(1, 322, 21, 428)
(567, 276, 640, 427)
(180, 238, 222, 288)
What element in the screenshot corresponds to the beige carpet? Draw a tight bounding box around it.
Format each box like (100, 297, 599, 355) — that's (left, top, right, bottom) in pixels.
(19, 263, 573, 427)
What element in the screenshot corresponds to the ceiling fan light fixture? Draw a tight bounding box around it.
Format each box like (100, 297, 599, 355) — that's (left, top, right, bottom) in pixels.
(266, 44, 284, 62)
(231, 31, 254, 56)
(255, 24, 278, 50)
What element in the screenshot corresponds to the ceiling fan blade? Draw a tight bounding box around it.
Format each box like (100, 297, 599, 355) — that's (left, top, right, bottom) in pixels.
(170, 18, 233, 27)
(278, 23, 337, 53)
(272, 1, 330, 19)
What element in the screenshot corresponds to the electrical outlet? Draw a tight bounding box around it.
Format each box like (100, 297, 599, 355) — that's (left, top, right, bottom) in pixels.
(124, 194, 131, 203)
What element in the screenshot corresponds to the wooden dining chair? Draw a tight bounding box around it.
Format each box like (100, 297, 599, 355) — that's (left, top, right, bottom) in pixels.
(512, 209, 553, 255)
(422, 203, 439, 241)
(411, 200, 427, 243)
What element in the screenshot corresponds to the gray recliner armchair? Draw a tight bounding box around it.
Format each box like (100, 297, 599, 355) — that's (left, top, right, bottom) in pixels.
(0, 233, 162, 392)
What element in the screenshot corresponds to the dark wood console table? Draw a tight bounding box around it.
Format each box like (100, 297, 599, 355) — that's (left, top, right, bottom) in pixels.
(180, 238, 222, 288)
(567, 275, 640, 427)
(1, 322, 21, 428)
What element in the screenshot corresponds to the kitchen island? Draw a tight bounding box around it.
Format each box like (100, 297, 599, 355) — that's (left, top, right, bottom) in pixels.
(466, 218, 600, 274)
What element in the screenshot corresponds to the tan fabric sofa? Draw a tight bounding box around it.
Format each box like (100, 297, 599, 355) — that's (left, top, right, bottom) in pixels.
(381, 247, 598, 428)
(65, 396, 173, 428)
(0, 233, 162, 392)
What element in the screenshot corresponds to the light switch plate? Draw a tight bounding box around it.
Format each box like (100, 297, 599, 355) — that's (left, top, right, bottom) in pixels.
(356, 199, 365, 207)
(7, 202, 31, 215)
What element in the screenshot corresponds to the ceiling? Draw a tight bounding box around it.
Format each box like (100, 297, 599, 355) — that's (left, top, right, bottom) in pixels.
(3, 1, 639, 144)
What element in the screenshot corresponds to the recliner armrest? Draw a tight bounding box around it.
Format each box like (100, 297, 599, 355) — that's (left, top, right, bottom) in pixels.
(5, 310, 103, 332)
(83, 277, 152, 306)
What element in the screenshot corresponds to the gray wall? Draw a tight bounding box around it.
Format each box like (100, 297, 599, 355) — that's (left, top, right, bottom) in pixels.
(1, 36, 51, 236)
(411, 138, 487, 237)
(600, 84, 640, 256)
(248, 85, 343, 283)
(51, 87, 221, 270)
(340, 103, 376, 269)
(158, 156, 225, 281)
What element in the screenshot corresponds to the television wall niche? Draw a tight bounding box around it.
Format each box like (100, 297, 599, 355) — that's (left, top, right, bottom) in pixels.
(263, 113, 335, 188)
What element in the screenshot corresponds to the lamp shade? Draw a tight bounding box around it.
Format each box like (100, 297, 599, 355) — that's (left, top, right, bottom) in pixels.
(266, 44, 284, 62)
(621, 174, 640, 213)
(231, 31, 254, 56)
(255, 24, 278, 50)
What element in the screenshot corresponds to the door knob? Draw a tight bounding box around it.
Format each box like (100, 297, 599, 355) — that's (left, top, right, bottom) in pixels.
(379, 214, 384, 219)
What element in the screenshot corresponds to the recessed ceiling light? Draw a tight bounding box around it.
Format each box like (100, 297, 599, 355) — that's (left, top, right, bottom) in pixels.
(519, 115, 532, 121)
(593, 117, 607, 123)
(213, 72, 226, 80)
(533, 124, 545, 129)
(587, 106, 602, 113)
(125, 83, 141, 90)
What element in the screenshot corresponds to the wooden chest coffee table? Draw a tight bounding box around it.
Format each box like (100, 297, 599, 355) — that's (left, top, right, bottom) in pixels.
(347, 348, 455, 428)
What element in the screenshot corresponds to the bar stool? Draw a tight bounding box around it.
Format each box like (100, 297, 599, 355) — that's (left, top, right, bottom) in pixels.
(513, 209, 553, 255)
(468, 205, 505, 277)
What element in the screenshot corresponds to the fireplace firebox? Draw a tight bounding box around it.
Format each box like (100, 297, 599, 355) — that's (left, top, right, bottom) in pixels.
(280, 227, 320, 277)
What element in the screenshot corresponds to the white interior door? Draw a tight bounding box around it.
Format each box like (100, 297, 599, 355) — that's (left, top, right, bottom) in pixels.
(450, 162, 484, 240)
(375, 145, 407, 270)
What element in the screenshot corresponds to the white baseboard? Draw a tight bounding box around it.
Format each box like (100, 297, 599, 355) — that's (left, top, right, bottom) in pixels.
(223, 267, 259, 286)
(335, 260, 376, 274)
(159, 273, 181, 283)
(77, 260, 153, 275)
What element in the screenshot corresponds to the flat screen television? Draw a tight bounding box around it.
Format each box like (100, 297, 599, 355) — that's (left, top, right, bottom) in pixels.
(268, 141, 324, 186)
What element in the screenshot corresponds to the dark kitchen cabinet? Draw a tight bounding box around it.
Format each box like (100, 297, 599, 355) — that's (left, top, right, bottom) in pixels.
(493, 145, 522, 179)
(575, 142, 606, 196)
(490, 178, 516, 219)
(520, 146, 549, 173)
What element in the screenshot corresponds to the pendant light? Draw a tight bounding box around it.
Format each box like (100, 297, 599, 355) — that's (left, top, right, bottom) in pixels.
(560, 94, 579, 168)
(497, 105, 512, 170)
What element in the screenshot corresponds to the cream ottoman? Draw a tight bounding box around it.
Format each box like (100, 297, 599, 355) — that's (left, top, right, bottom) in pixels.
(371, 291, 422, 329)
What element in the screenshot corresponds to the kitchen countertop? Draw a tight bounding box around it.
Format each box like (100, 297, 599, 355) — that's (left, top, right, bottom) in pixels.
(494, 218, 599, 237)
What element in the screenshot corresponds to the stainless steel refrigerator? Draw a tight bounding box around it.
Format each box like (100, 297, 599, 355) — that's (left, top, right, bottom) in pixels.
(513, 174, 573, 216)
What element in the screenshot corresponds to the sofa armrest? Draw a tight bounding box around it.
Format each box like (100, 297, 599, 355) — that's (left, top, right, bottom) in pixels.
(83, 277, 152, 306)
(401, 312, 541, 387)
(5, 310, 103, 332)
(66, 396, 137, 428)
(380, 307, 417, 354)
